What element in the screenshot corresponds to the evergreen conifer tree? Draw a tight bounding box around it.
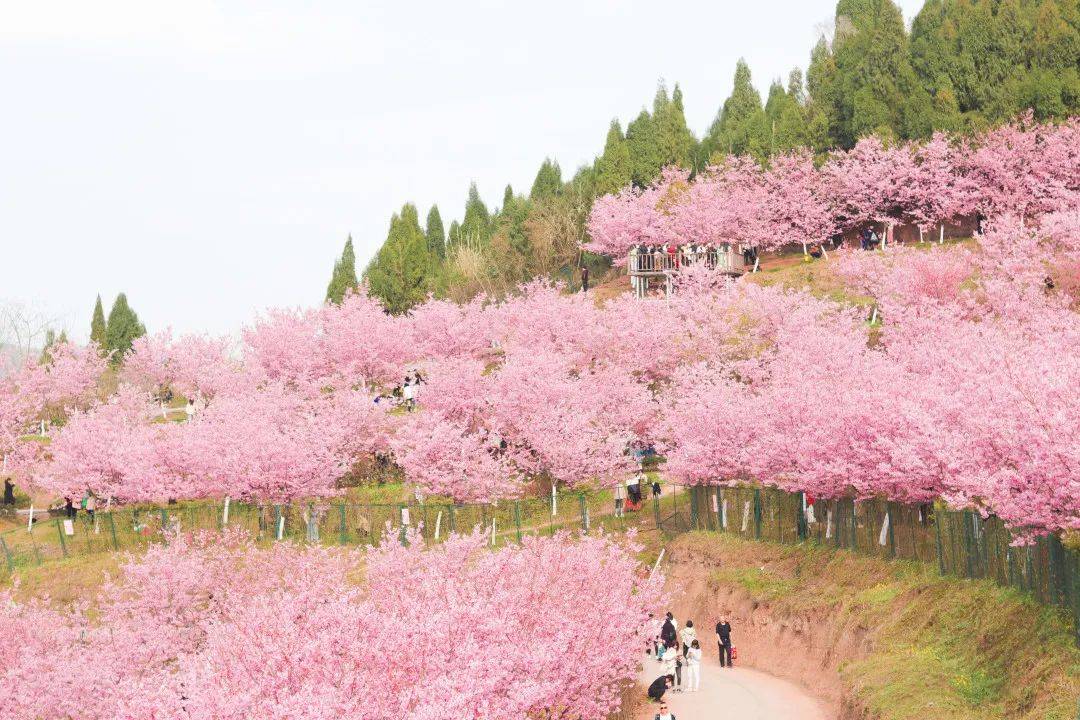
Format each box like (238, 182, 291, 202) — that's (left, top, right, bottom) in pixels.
(654, 83, 694, 169)
(363, 204, 430, 313)
(529, 159, 563, 201)
(626, 110, 662, 187)
(706, 59, 770, 161)
(595, 119, 633, 195)
(460, 183, 492, 247)
(89, 295, 107, 352)
(325, 235, 359, 304)
(104, 293, 146, 362)
(448, 220, 462, 248)
(425, 206, 446, 260)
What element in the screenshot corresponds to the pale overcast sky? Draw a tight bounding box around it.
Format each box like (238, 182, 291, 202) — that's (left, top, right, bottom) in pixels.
(0, 0, 923, 340)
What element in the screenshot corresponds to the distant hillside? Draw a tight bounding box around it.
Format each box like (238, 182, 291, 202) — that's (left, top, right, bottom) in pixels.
(329, 0, 1078, 312)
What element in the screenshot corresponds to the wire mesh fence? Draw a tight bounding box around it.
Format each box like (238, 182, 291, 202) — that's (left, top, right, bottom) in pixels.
(2, 484, 1076, 645)
(672, 485, 1079, 646)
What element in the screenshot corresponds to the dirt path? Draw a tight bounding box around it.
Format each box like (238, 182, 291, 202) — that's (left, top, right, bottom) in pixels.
(635, 646, 827, 720)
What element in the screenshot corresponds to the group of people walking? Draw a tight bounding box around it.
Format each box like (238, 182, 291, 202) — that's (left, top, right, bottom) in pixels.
(647, 611, 735, 705)
(613, 470, 662, 518)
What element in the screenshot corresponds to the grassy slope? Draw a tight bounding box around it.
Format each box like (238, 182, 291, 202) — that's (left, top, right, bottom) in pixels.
(675, 532, 1079, 720)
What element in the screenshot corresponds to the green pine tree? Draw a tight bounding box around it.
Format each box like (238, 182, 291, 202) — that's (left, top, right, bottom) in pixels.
(830, 0, 917, 144)
(425, 206, 446, 260)
(595, 119, 633, 195)
(460, 183, 492, 247)
(104, 293, 146, 362)
(626, 109, 662, 187)
(89, 295, 107, 353)
(448, 219, 462, 248)
(654, 82, 694, 169)
(363, 204, 430, 313)
(529, 158, 563, 201)
(706, 59, 770, 161)
(325, 235, 359, 304)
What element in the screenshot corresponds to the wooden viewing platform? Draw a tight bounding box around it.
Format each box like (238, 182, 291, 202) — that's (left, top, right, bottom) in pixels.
(627, 245, 747, 297)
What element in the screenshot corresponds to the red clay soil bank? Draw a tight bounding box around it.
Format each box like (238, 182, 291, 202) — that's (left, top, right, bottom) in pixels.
(660, 538, 874, 720)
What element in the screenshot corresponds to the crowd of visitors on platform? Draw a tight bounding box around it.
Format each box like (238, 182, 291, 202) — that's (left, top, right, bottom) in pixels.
(628, 242, 755, 272)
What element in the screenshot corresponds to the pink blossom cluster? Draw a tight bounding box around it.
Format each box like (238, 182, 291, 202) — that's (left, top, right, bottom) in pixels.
(0, 529, 665, 720)
(0, 341, 105, 481)
(5, 129, 1078, 533)
(586, 114, 1079, 256)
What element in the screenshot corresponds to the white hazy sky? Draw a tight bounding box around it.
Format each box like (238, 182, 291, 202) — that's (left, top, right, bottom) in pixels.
(0, 0, 924, 340)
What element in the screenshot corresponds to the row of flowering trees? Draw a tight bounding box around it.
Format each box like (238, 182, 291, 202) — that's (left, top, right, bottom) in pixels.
(586, 114, 1080, 256)
(2, 124, 1077, 538)
(0, 529, 664, 720)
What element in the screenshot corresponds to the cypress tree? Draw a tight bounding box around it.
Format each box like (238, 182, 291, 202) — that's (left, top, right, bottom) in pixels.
(529, 159, 563, 201)
(364, 204, 430, 314)
(654, 82, 694, 168)
(626, 109, 662, 187)
(595, 119, 633, 195)
(89, 295, 107, 352)
(448, 220, 462, 248)
(325, 235, 358, 304)
(104, 293, 145, 362)
(425, 206, 446, 259)
(460, 183, 492, 247)
(706, 59, 770, 161)
(830, 0, 916, 144)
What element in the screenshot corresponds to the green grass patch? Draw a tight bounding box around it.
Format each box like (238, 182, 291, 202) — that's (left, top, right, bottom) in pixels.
(677, 532, 1079, 720)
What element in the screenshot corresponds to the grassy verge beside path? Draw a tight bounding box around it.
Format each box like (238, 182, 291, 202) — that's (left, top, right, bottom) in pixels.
(669, 532, 1079, 720)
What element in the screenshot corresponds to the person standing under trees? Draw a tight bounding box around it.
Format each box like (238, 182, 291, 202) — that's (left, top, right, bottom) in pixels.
(613, 481, 626, 518)
(716, 614, 733, 668)
(685, 639, 702, 692)
(580, 266, 589, 292)
(660, 612, 677, 649)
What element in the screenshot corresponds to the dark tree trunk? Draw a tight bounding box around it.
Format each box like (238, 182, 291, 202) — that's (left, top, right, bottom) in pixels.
(3, 479, 15, 505)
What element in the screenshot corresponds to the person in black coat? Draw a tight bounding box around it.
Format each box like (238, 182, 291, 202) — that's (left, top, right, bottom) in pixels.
(660, 614, 677, 648)
(647, 675, 674, 701)
(715, 614, 733, 667)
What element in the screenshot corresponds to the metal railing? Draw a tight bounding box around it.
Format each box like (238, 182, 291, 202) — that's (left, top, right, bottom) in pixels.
(628, 246, 746, 275)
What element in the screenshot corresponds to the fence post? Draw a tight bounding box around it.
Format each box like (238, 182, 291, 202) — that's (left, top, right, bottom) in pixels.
(399, 504, 408, 547)
(886, 503, 896, 558)
(55, 517, 68, 558)
(0, 535, 13, 573)
(689, 487, 699, 531)
(962, 512, 975, 579)
(578, 493, 587, 533)
(274, 505, 283, 541)
(850, 501, 858, 553)
(934, 510, 945, 575)
(514, 501, 522, 544)
(1070, 549, 1079, 648)
(338, 504, 348, 545)
(753, 489, 762, 540)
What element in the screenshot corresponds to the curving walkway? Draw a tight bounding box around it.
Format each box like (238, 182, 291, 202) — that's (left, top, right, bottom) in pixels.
(636, 645, 827, 720)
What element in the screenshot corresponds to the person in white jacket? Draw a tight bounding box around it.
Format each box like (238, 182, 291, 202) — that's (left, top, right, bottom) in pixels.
(679, 620, 697, 656)
(685, 640, 703, 692)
